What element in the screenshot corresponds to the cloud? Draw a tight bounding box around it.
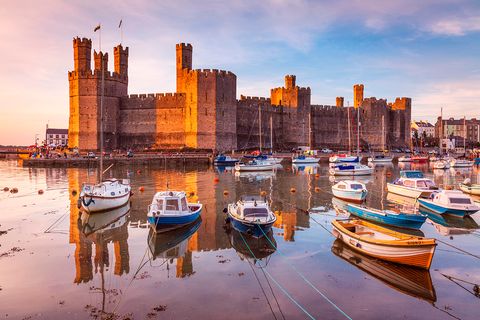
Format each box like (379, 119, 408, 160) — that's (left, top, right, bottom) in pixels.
(427, 16, 480, 36)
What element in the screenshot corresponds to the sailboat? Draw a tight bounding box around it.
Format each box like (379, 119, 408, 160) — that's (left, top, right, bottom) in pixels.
(329, 104, 360, 163)
(433, 108, 450, 169)
(292, 110, 319, 164)
(450, 116, 473, 168)
(79, 29, 131, 213)
(368, 115, 393, 163)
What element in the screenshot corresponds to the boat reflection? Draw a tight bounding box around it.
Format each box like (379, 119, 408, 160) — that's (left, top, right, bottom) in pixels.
(331, 239, 436, 303)
(229, 228, 276, 264)
(331, 197, 353, 216)
(386, 192, 419, 213)
(234, 170, 276, 182)
(292, 163, 320, 175)
(215, 165, 235, 174)
(422, 208, 480, 236)
(80, 202, 131, 236)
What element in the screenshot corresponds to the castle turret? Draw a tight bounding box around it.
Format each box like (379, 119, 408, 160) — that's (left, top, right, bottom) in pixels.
(336, 97, 344, 107)
(285, 75, 296, 89)
(114, 45, 128, 75)
(176, 43, 193, 93)
(353, 84, 364, 108)
(94, 51, 108, 72)
(73, 37, 91, 72)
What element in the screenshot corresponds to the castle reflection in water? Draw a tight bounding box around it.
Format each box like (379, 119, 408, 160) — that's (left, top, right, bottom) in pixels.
(64, 165, 313, 284)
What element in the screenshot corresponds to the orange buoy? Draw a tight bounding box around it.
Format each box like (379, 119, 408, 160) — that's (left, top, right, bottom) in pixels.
(137, 170, 142, 174)
(38, 190, 44, 195)
(446, 185, 453, 190)
(314, 187, 320, 192)
(290, 187, 296, 193)
(139, 186, 145, 192)
(214, 177, 220, 183)
(3, 187, 9, 192)
(274, 210, 281, 216)
(71, 190, 77, 196)
(189, 191, 195, 196)
(11, 188, 18, 193)
(386, 172, 392, 177)
(260, 191, 267, 197)
(223, 190, 229, 196)
(315, 174, 320, 179)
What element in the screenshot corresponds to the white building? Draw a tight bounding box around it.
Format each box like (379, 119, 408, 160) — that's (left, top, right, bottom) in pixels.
(46, 127, 68, 146)
(411, 121, 435, 138)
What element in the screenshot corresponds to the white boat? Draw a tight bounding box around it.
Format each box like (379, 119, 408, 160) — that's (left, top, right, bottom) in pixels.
(459, 179, 480, 196)
(331, 219, 436, 269)
(433, 160, 450, 170)
(264, 157, 283, 164)
(292, 155, 319, 164)
(235, 160, 275, 171)
(226, 196, 277, 237)
(429, 156, 439, 162)
(80, 179, 132, 213)
(387, 171, 438, 199)
(368, 154, 393, 163)
(398, 156, 412, 162)
(147, 191, 202, 231)
(329, 164, 373, 176)
(418, 190, 480, 217)
(332, 180, 367, 202)
(449, 159, 473, 168)
(329, 154, 359, 163)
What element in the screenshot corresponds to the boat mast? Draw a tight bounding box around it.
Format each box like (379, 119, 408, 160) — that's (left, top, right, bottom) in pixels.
(347, 105, 351, 153)
(382, 115, 385, 153)
(270, 113, 273, 152)
(308, 111, 312, 150)
(357, 105, 360, 157)
(99, 26, 104, 182)
(464, 116, 466, 156)
(258, 104, 262, 153)
(440, 107, 443, 156)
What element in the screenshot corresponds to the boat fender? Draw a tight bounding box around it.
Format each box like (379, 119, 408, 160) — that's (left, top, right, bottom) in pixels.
(222, 208, 228, 213)
(247, 229, 253, 235)
(355, 242, 362, 249)
(473, 284, 479, 296)
(82, 196, 95, 207)
(77, 198, 82, 209)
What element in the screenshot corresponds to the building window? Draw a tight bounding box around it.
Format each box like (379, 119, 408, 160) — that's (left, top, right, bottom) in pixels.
(56, 134, 59, 138)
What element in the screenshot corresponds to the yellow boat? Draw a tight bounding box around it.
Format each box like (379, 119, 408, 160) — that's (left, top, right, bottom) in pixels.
(331, 219, 436, 269)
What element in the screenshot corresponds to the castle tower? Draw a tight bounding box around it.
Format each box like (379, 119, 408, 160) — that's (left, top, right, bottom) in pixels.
(73, 37, 92, 72)
(114, 45, 128, 75)
(285, 75, 296, 89)
(93, 51, 108, 72)
(336, 97, 344, 107)
(353, 84, 364, 108)
(176, 43, 193, 93)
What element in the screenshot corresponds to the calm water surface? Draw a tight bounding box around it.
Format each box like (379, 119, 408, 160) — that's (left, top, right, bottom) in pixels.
(0, 160, 479, 319)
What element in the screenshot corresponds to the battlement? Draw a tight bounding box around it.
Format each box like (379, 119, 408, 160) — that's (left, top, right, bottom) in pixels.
(68, 70, 128, 82)
(73, 37, 92, 47)
(188, 68, 236, 78)
(176, 43, 192, 50)
(390, 97, 411, 111)
(239, 95, 271, 102)
(114, 45, 129, 55)
(126, 92, 185, 100)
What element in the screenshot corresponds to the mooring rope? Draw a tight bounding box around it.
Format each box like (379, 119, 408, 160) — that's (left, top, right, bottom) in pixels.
(238, 232, 316, 320)
(436, 238, 480, 260)
(258, 226, 352, 320)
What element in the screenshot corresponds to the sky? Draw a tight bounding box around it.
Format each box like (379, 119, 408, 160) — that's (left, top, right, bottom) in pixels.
(0, 0, 480, 145)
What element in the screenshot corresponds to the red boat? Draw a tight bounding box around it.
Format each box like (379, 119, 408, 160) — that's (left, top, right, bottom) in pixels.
(411, 155, 429, 163)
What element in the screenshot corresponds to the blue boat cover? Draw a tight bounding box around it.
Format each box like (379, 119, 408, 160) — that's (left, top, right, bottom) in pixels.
(400, 170, 424, 178)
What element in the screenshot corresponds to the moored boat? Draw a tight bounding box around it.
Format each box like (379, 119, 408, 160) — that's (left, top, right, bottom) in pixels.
(214, 154, 239, 165)
(234, 160, 275, 171)
(331, 219, 436, 269)
(225, 196, 276, 237)
(459, 182, 480, 196)
(79, 179, 132, 213)
(368, 154, 393, 163)
(387, 170, 439, 199)
(398, 155, 412, 162)
(332, 180, 367, 202)
(418, 190, 480, 217)
(346, 204, 427, 230)
(412, 155, 429, 163)
(450, 158, 473, 168)
(433, 160, 450, 170)
(329, 154, 359, 163)
(147, 191, 202, 232)
(329, 163, 373, 176)
(292, 154, 319, 164)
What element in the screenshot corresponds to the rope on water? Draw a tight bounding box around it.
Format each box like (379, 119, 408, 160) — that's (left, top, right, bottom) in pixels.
(238, 232, 316, 320)
(246, 256, 278, 320)
(436, 238, 480, 260)
(258, 264, 287, 320)
(258, 226, 352, 320)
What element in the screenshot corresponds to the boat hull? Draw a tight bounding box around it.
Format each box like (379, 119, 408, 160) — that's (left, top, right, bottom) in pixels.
(148, 206, 202, 232)
(214, 160, 238, 165)
(228, 214, 275, 238)
(347, 204, 427, 230)
(332, 189, 367, 202)
(292, 158, 319, 164)
(329, 168, 373, 176)
(80, 192, 131, 213)
(459, 184, 480, 196)
(418, 199, 477, 217)
(329, 156, 359, 163)
(235, 164, 275, 171)
(387, 183, 435, 199)
(332, 220, 436, 269)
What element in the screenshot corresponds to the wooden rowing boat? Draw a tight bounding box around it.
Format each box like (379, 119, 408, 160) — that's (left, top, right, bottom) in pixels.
(331, 219, 436, 269)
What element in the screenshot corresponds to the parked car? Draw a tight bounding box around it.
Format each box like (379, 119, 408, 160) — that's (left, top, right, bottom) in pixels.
(87, 152, 96, 158)
(321, 148, 333, 153)
(127, 150, 134, 158)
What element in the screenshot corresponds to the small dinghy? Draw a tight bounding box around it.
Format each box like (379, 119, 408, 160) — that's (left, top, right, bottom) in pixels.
(368, 154, 393, 163)
(329, 163, 373, 176)
(235, 160, 275, 171)
(346, 204, 427, 230)
(449, 158, 473, 168)
(433, 160, 450, 169)
(292, 154, 319, 164)
(458, 179, 480, 196)
(418, 190, 480, 217)
(387, 170, 439, 199)
(79, 179, 132, 213)
(214, 154, 239, 165)
(147, 191, 202, 232)
(332, 219, 436, 269)
(329, 154, 359, 163)
(332, 180, 367, 202)
(225, 196, 277, 237)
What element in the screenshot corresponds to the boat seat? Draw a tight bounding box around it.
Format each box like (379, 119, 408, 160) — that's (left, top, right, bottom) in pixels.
(356, 231, 374, 236)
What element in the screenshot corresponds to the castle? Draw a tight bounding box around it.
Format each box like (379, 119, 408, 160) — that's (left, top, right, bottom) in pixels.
(68, 37, 411, 151)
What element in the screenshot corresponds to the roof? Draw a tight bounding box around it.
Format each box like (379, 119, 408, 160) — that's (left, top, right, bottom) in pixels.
(46, 128, 68, 134)
(414, 121, 434, 127)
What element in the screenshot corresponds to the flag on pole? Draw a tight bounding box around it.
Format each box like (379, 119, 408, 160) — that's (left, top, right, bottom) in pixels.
(118, 19, 122, 28)
(94, 24, 101, 32)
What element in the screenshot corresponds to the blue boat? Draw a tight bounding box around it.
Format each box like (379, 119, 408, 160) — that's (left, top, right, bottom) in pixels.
(214, 154, 239, 165)
(346, 203, 427, 230)
(147, 191, 203, 232)
(475, 157, 480, 165)
(417, 190, 480, 218)
(226, 196, 277, 238)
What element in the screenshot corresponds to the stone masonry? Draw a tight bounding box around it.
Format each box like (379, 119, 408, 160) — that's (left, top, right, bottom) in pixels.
(68, 37, 411, 151)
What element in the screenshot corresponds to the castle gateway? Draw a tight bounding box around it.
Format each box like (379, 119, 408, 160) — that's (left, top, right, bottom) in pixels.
(68, 37, 411, 151)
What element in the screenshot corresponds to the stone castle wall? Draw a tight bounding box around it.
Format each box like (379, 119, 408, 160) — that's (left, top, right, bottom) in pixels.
(68, 37, 411, 152)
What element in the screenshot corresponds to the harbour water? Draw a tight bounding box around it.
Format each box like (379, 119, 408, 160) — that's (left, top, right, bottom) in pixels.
(0, 160, 479, 319)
